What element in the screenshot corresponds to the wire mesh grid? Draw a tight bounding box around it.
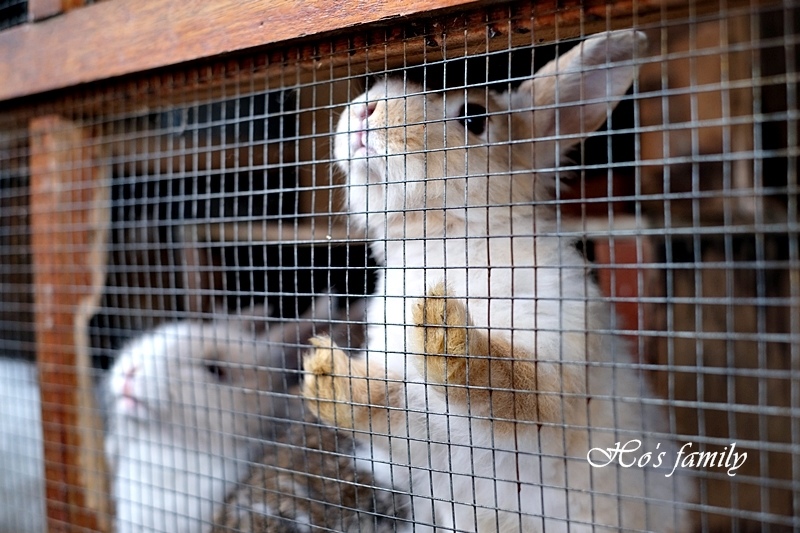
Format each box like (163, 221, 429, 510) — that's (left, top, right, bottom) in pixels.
(0, 1, 797, 532)
(0, 0, 26, 31)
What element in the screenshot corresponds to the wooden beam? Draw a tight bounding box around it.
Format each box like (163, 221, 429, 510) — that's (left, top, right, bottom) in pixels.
(188, 220, 366, 245)
(2, 0, 769, 109)
(0, 0, 489, 102)
(29, 115, 111, 533)
(28, 0, 84, 22)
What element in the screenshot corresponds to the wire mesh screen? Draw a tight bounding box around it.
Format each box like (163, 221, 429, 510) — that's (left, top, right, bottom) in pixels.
(0, 0, 26, 31)
(0, 1, 798, 532)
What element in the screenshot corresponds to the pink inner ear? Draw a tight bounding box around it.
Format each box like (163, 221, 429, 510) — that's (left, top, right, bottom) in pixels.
(557, 64, 637, 132)
(528, 64, 636, 149)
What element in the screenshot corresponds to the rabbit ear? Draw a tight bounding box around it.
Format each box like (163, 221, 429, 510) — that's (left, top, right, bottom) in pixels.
(512, 30, 646, 149)
(263, 295, 334, 382)
(213, 304, 271, 337)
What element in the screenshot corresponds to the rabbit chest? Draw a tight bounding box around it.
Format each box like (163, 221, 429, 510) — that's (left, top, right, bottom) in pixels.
(366, 213, 599, 384)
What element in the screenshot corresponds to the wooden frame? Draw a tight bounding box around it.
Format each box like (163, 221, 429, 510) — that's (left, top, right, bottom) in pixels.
(30, 115, 111, 532)
(0, 0, 758, 104)
(3, 1, 780, 531)
(1, 0, 489, 102)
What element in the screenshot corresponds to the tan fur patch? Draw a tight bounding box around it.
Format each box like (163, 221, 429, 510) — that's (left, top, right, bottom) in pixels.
(302, 336, 403, 434)
(411, 282, 566, 427)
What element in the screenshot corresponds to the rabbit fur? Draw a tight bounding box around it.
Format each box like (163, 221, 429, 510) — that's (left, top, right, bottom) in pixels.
(106, 307, 297, 533)
(303, 30, 694, 532)
(0, 358, 46, 533)
(213, 421, 407, 533)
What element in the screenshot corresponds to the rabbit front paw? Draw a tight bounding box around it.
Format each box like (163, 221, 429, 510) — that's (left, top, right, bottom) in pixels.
(303, 337, 404, 434)
(302, 336, 359, 429)
(412, 282, 562, 423)
(411, 282, 474, 387)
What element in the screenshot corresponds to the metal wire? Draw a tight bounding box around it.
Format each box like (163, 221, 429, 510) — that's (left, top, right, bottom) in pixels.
(0, 0, 25, 31)
(0, 1, 798, 532)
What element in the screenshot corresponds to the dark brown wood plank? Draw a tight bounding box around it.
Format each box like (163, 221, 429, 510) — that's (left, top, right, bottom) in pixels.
(30, 115, 111, 533)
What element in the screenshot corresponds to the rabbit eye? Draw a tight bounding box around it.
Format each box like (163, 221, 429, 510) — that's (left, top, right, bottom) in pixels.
(457, 103, 488, 136)
(205, 363, 227, 381)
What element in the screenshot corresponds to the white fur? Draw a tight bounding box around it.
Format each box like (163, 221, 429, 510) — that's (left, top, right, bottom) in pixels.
(106, 315, 292, 533)
(333, 30, 693, 532)
(0, 358, 45, 533)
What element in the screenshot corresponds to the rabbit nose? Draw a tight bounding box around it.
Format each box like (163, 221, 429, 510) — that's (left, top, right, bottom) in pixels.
(355, 101, 377, 122)
(122, 365, 138, 395)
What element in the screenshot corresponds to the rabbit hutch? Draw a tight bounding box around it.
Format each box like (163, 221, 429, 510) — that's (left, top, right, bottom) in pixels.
(0, 0, 798, 531)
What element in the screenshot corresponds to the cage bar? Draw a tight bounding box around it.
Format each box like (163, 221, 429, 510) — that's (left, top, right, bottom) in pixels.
(29, 116, 111, 532)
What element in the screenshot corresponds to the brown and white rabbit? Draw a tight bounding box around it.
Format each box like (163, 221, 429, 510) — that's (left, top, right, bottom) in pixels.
(105, 307, 296, 533)
(213, 422, 407, 533)
(302, 30, 694, 532)
(213, 297, 409, 532)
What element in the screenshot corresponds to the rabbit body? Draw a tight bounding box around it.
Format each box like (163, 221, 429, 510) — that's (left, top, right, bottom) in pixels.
(214, 420, 407, 533)
(303, 30, 693, 532)
(106, 315, 294, 533)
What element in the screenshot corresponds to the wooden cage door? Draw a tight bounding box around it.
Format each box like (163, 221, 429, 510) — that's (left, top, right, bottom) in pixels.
(29, 116, 111, 533)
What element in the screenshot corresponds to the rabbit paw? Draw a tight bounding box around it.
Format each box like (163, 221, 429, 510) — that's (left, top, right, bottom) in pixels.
(411, 282, 475, 387)
(412, 283, 556, 423)
(303, 337, 404, 434)
(302, 336, 359, 429)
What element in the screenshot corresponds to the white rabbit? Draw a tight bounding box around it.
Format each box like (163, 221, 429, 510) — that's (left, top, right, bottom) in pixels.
(106, 308, 298, 533)
(303, 30, 694, 532)
(0, 358, 45, 533)
(107, 296, 371, 533)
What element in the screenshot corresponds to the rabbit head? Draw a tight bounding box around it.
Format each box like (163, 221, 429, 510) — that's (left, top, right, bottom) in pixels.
(334, 29, 646, 232)
(108, 312, 280, 447)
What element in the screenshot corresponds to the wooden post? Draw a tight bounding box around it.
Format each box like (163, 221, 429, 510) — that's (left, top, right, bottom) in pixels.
(29, 116, 111, 533)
